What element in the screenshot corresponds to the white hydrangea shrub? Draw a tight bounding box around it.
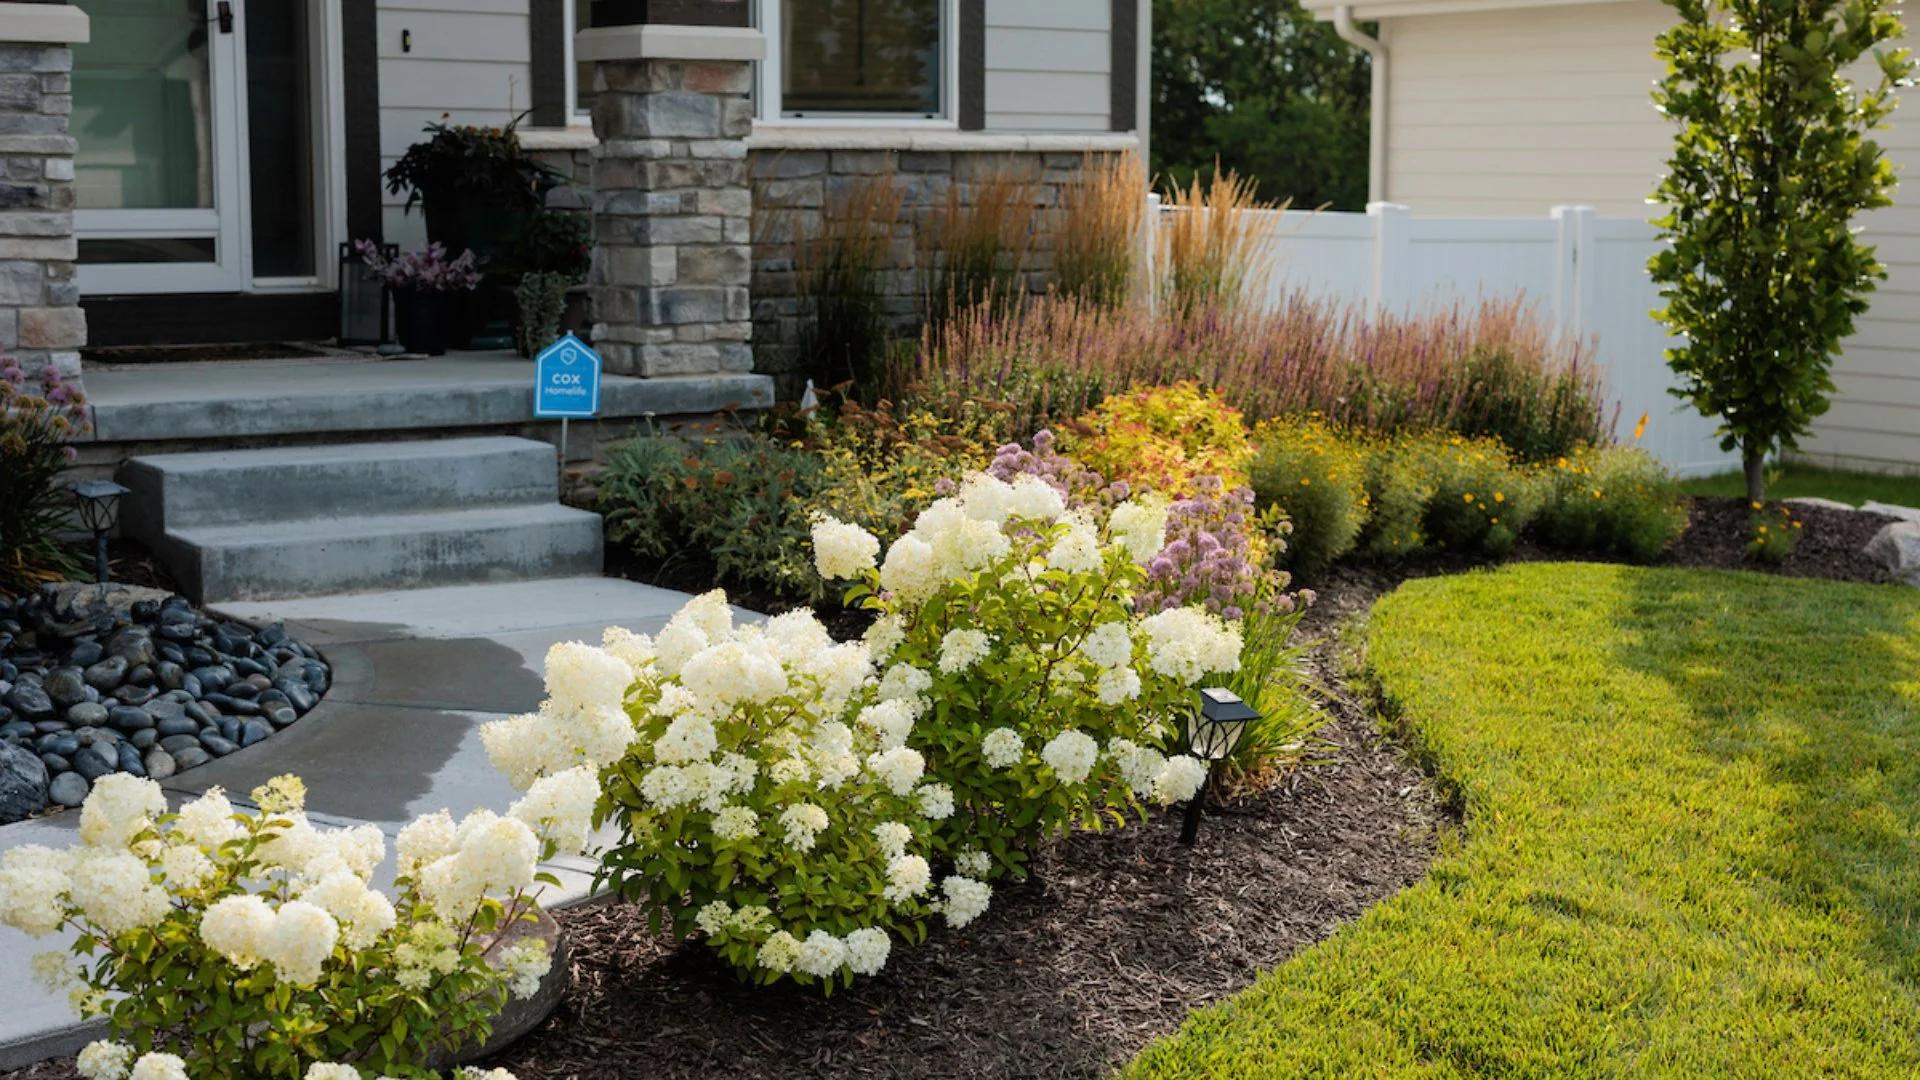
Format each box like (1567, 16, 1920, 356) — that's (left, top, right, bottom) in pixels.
(481, 600, 980, 989)
(814, 471, 1241, 879)
(1, 773, 560, 1079)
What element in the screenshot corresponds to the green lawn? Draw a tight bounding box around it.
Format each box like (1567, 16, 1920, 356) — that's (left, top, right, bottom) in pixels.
(1126, 563, 1920, 1079)
(1680, 462, 1920, 508)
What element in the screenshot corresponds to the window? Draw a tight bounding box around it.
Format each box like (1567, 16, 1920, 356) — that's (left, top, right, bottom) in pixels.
(761, 0, 953, 123)
(570, 0, 591, 121)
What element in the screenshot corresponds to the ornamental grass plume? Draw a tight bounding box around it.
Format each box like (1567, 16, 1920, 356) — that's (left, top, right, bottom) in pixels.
(1053, 151, 1147, 309)
(787, 170, 906, 398)
(2, 773, 567, 1080)
(920, 166, 1041, 327)
(1158, 165, 1271, 315)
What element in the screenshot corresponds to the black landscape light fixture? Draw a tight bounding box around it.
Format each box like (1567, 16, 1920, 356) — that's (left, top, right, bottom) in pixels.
(1179, 686, 1262, 845)
(70, 479, 130, 586)
(339, 241, 398, 348)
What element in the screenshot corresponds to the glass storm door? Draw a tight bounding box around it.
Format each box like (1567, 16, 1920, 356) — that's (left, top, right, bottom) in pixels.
(73, 0, 248, 294)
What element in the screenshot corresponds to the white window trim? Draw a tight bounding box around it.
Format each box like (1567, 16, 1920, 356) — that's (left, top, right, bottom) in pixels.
(567, 0, 593, 124)
(754, 0, 960, 129)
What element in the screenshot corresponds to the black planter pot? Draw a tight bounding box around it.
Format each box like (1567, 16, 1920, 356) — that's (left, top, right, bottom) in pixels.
(423, 192, 534, 351)
(393, 290, 450, 356)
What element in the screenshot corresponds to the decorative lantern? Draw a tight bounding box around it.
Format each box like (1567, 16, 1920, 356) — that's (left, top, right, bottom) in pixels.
(70, 479, 130, 586)
(1179, 686, 1262, 845)
(338, 241, 397, 347)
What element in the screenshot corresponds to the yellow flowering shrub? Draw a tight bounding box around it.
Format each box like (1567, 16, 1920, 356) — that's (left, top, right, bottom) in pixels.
(1359, 432, 1548, 559)
(1745, 501, 1801, 564)
(1247, 417, 1371, 575)
(1535, 446, 1690, 562)
(1068, 382, 1253, 493)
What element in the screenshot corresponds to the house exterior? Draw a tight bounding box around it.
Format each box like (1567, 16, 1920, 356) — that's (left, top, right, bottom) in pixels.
(1303, 0, 1920, 473)
(2, 0, 1147, 354)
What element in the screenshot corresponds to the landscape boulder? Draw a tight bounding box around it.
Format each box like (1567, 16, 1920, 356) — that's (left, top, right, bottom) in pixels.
(1864, 521, 1920, 588)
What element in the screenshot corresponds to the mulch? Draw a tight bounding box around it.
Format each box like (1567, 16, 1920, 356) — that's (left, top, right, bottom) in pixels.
(4, 493, 1904, 1080)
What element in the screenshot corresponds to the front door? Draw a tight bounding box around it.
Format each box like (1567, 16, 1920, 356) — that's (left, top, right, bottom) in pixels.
(72, 0, 320, 296)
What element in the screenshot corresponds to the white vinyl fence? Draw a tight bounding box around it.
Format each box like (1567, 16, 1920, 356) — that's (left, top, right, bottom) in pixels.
(1151, 200, 1738, 477)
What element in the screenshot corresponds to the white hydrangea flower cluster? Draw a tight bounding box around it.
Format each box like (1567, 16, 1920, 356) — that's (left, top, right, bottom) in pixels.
(810, 513, 881, 580)
(20, 771, 545, 1080)
(1138, 607, 1246, 686)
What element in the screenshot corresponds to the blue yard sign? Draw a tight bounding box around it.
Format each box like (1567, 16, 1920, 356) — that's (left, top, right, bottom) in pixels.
(533, 334, 602, 418)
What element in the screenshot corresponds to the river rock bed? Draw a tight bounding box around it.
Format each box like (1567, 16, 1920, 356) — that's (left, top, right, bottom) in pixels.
(0, 583, 329, 822)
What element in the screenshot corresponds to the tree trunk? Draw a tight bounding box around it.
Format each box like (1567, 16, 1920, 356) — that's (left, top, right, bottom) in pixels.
(1743, 444, 1767, 504)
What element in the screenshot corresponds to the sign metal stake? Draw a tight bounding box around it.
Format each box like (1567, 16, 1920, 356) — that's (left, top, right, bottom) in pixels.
(532, 333, 603, 494)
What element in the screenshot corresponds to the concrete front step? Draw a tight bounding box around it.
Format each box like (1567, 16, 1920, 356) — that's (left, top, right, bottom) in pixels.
(163, 503, 605, 603)
(120, 436, 560, 531)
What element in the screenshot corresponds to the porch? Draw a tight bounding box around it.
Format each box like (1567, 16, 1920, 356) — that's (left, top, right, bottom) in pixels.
(69, 350, 773, 479)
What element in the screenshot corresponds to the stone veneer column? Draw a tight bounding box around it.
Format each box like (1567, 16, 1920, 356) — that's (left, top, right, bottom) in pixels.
(0, 2, 88, 382)
(576, 23, 764, 377)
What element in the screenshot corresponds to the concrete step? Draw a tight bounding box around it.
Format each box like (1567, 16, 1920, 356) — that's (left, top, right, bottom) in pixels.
(119, 436, 559, 531)
(162, 504, 606, 604)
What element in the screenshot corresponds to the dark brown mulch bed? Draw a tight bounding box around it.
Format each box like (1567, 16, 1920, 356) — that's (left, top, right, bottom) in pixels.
(1658, 496, 1896, 584)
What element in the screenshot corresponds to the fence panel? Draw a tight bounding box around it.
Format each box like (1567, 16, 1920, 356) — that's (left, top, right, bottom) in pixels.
(1163, 200, 1738, 475)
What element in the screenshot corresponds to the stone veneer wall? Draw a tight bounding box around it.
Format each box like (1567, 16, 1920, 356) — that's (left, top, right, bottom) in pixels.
(746, 149, 1121, 400)
(585, 58, 755, 379)
(0, 38, 83, 380)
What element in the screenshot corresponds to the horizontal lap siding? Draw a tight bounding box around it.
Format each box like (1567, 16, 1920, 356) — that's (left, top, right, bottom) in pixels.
(1385, 1, 1920, 468)
(983, 0, 1110, 131)
(376, 1, 531, 249)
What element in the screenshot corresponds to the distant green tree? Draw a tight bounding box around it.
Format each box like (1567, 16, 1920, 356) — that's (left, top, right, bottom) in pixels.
(1152, 0, 1371, 210)
(1649, 0, 1912, 502)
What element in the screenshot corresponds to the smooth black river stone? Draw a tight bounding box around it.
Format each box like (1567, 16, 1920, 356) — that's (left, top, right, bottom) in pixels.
(159, 734, 200, 755)
(65, 641, 103, 667)
(128, 728, 157, 751)
(184, 646, 215, 667)
(108, 706, 154, 731)
(42, 668, 85, 708)
(0, 741, 49, 824)
(38, 753, 68, 774)
(226, 680, 259, 700)
(155, 661, 184, 691)
(126, 664, 155, 689)
(0, 721, 34, 740)
(72, 746, 116, 780)
(143, 749, 176, 782)
(231, 657, 269, 678)
(130, 600, 161, 622)
(66, 701, 108, 727)
(48, 771, 87, 807)
(3, 684, 53, 721)
(80, 727, 119, 745)
(81, 656, 127, 692)
(104, 628, 155, 667)
(111, 686, 155, 706)
(191, 666, 232, 692)
(157, 643, 185, 666)
(266, 707, 298, 728)
(199, 733, 238, 757)
(181, 675, 202, 698)
(172, 747, 210, 770)
(145, 696, 184, 720)
(215, 716, 241, 742)
(156, 715, 198, 738)
(239, 719, 272, 747)
(226, 698, 262, 717)
(258, 623, 287, 647)
(155, 622, 198, 644)
(258, 689, 290, 708)
(115, 742, 146, 777)
(36, 732, 77, 756)
(184, 701, 218, 726)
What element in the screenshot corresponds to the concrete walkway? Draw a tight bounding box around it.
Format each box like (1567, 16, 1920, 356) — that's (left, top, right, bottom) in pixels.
(0, 576, 711, 1068)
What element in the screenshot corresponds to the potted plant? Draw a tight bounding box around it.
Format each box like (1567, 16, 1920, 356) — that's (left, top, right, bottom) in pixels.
(507, 210, 594, 357)
(355, 240, 482, 356)
(384, 115, 564, 348)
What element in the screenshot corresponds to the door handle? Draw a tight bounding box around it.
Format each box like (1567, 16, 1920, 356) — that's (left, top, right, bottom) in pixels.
(215, 1, 233, 33)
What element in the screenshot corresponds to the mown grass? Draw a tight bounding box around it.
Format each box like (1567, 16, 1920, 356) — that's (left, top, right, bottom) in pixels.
(1680, 462, 1920, 508)
(1126, 563, 1920, 1078)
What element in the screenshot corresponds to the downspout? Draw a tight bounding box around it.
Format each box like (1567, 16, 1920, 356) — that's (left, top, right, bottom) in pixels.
(1333, 6, 1387, 204)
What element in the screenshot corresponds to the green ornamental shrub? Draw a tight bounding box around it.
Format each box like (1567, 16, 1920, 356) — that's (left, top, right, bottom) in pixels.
(1246, 417, 1370, 575)
(813, 473, 1241, 881)
(1536, 445, 1689, 562)
(0, 359, 88, 595)
(1418, 435, 1549, 558)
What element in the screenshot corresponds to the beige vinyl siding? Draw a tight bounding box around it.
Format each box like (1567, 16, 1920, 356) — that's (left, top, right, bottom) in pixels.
(376, 0, 531, 249)
(1382, 2, 1673, 217)
(983, 0, 1110, 131)
(1382, 0, 1920, 470)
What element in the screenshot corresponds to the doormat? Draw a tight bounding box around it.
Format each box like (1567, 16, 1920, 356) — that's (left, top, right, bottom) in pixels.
(81, 342, 351, 366)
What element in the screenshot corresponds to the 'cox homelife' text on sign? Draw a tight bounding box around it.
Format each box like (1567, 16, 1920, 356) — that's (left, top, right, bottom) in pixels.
(534, 334, 602, 419)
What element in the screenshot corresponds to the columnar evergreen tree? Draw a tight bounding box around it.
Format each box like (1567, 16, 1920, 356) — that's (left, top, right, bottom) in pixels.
(1649, 0, 1912, 502)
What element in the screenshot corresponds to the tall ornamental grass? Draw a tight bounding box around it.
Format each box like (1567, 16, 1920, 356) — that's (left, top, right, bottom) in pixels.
(902, 294, 1609, 460)
(1053, 152, 1147, 310)
(919, 168, 1039, 327)
(1158, 167, 1270, 315)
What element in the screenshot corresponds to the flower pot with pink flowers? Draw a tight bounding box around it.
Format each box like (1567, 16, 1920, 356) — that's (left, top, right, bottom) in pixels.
(354, 240, 482, 356)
